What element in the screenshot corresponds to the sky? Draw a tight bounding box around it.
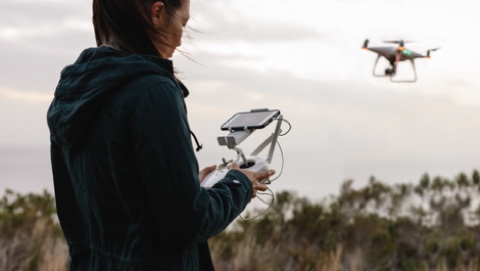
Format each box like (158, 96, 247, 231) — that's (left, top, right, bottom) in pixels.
(1, 0, 480, 201)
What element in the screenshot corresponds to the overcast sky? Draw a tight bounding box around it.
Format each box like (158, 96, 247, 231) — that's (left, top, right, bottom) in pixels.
(1, 0, 480, 201)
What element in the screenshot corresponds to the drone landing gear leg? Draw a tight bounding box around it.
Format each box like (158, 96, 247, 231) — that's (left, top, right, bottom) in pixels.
(372, 55, 391, 77)
(390, 59, 417, 83)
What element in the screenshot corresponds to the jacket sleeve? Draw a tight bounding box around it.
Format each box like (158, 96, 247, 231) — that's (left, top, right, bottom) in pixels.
(130, 77, 253, 248)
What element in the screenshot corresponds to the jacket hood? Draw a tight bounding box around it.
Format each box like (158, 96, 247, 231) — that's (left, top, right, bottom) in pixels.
(47, 46, 185, 148)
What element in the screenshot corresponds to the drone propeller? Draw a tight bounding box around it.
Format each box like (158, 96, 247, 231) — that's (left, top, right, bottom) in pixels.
(362, 39, 369, 49)
(426, 47, 440, 58)
(383, 40, 415, 44)
(383, 40, 402, 44)
(383, 40, 407, 51)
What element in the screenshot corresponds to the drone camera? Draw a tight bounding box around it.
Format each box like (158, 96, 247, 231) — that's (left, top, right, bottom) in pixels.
(385, 68, 394, 75)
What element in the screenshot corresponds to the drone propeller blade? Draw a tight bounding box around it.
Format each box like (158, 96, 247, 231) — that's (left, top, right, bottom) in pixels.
(362, 39, 369, 49)
(426, 47, 440, 58)
(383, 40, 407, 51)
(383, 40, 415, 44)
(383, 40, 402, 44)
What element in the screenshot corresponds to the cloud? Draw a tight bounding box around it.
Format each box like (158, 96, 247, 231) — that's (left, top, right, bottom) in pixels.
(174, 47, 480, 164)
(0, 33, 93, 93)
(0, 0, 94, 94)
(1, 0, 480, 198)
(188, 17, 324, 44)
(0, 88, 51, 146)
(178, 46, 480, 198)
(0, 0, 90, 28)
(0, 86, 52, 103)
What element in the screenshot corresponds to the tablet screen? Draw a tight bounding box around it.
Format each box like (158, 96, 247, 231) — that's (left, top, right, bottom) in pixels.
(221, 110, 280, 131)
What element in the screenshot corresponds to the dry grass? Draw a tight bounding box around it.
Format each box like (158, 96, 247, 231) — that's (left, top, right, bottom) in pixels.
(210, 237, 480, 271)
(0, 218, 68, 271)
(1, 223, 479, 271)
(3, 185, 480, 271)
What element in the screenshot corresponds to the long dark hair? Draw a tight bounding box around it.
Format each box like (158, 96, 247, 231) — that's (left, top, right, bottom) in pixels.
(92, 0, 184, 57)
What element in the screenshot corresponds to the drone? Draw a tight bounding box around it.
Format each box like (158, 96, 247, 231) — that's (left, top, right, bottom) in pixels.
(362, 39, 440, 83)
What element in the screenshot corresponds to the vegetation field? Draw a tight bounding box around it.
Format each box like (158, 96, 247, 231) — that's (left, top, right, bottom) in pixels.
(1, 170, 480, 271)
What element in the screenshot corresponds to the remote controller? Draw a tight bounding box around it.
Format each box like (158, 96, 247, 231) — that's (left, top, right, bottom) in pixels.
(200, 156, 270, 188)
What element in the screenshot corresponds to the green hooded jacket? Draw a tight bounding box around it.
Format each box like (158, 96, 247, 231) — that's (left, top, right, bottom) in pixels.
(47, 46, 253, 270)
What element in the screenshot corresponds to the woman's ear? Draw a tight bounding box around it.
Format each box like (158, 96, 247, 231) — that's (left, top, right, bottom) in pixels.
(151, 2, 166, 27)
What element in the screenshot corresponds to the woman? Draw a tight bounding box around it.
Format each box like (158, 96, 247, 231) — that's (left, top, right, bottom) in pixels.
(47, 0, 274, 270)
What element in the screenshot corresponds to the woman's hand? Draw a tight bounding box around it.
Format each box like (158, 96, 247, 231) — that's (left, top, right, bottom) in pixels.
(199, 165, 217, 182)
(229, 163, 275, 198)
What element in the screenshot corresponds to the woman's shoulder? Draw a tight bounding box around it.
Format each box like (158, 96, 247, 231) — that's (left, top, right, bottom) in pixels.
(102, 72, 181, 115)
